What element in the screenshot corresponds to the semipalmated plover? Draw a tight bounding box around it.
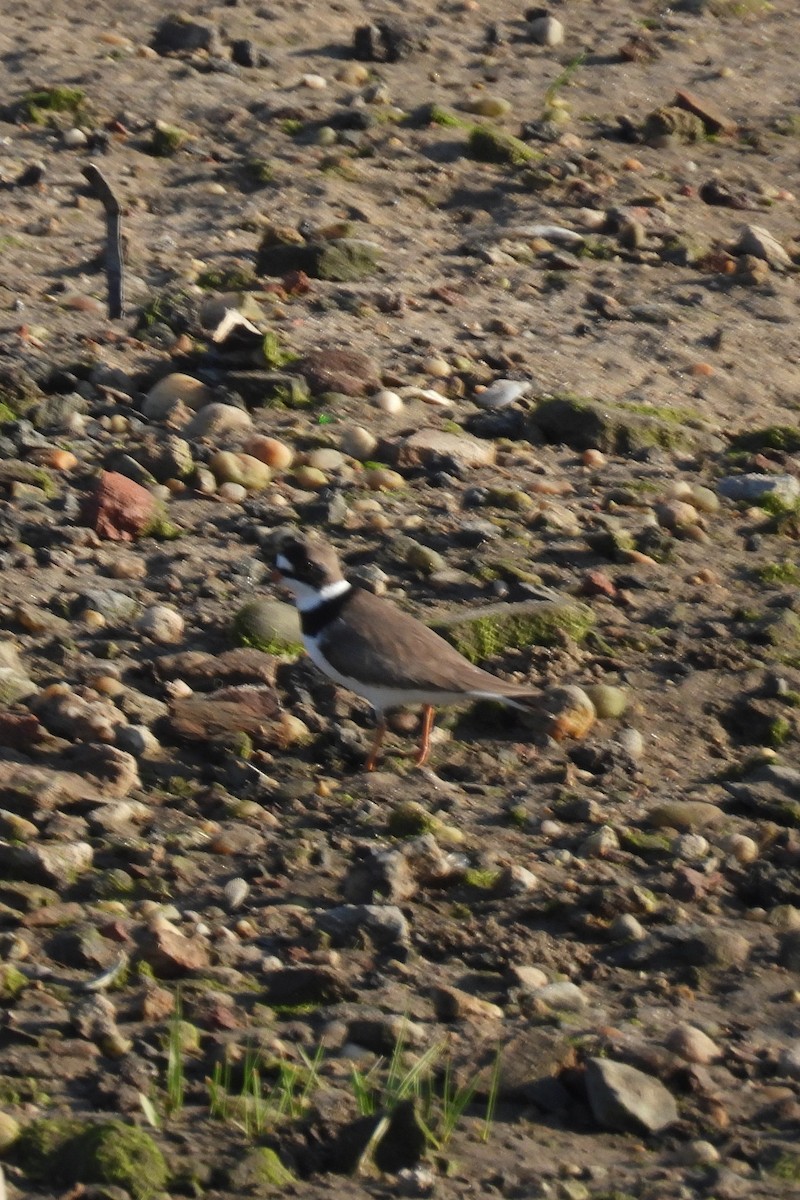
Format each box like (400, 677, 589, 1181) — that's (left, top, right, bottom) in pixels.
(273, 534, 540, 770)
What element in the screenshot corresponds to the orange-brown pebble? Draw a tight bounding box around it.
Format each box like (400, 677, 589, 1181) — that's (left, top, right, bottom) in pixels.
(582, 448, 606, 468)
(689, 362, 715, 377)
(691, 567, 720, 586)
(622, 157, 645, 171)
(34, 448, 78, 471)
(243, 435, 294, 471)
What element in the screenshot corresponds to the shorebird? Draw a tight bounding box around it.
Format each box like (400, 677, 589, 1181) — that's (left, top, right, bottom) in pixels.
(273, 534, 540, 770)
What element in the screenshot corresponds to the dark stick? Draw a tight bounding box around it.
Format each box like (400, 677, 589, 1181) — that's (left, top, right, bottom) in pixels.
(82, 164, 125, 320)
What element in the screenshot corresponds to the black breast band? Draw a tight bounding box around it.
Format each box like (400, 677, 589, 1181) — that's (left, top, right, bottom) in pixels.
(301, 588, 353, 637)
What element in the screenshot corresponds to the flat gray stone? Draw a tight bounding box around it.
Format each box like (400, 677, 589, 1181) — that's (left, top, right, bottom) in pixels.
(586, 1057, 678, 1134)
(717, 474, 800, 504)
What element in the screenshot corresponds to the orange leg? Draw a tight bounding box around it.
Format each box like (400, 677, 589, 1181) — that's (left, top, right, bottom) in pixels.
(414, 704, 436, 766)
(364, 717, 387, 772)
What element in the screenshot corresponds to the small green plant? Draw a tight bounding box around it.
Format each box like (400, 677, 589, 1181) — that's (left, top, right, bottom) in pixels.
(543, 52, 586, 108)
(208, 1044, 324, 1137)
(756, 560, 800, 585)
(261, 330, 298, 369)
(165, 996, 186, 1118)
(350, 1028, 501, 1156)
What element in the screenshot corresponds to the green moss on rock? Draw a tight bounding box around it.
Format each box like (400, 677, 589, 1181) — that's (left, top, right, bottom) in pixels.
(530, 393, 703, 454)
(436, 599, 594, 664)
(468, 124, 539, 165)
(228, 1146, 295, 1193)
(17, 1119, 168, 1197)
(20, 87, 86, 124)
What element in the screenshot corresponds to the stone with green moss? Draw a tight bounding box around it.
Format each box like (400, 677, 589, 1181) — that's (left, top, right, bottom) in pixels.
(228, 1147, 295, 1194)
(468, 124, 539, 165)
(0, 461, 56, 497)
(149, 121, 189, 156)
(20, 87, 86, 124)
(0, 965, 27, 1001)
(313, 238, 381, 282)
(730, 425, 800, 454)
(231, 598, 302, 655)
(619, 827, 672, 859)
(435, 599, 594, 664)
(388, 801, 445, 839)
(530, 393, 705, 454)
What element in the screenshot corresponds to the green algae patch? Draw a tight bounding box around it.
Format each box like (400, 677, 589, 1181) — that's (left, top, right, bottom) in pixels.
(16, 1118, 168, 1198)
(0, 964, 27, 1000)
(530, 393, 704, 454)
(435, 599, 594, 664)
(20, 87, 86, 124)
(729, 425, 800, 454)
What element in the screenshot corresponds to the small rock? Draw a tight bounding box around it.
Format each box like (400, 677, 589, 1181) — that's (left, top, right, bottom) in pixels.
(231, 598, 301, 653)
(717, 474, 799, 504)
(733, 224, 792, 269)
(533, 981, 587, 1012)
(507, 964, 549, 992)
(152, 13, 222, 55)
(586, 1057, 678, 1134)
(432, 985, 504, 1022)
(528, 15, 564, 45)
(242, 435, 294, 471)
(647, 800, 724, 831)
(665, 1023, 720, 1065)
(184, 403, 252, 440)
(580, 826, 620, 858)
(396, 428, 496, 471)
(372, 389, 404, 414)
(137, 604, 185, 645)
(297, 348, 381, 396)
(340, 425, 378, 460)
(140, 922, 211, 977)
(584, 684, 628, 719)
(83, 471, 158, 542)
(543, 685, 597, 741)
(143, 373, 212, 420)
(224, 878, 250, 911)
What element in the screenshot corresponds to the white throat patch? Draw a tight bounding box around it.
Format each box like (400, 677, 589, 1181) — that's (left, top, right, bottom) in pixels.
(289, 577, 351, 613)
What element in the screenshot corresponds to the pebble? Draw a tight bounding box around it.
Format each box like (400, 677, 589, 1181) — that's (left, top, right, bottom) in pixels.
(366, 467, 404, 490)
(665, 1023, 721, 1065)
(584, 684, 628, 719)
(301, 73, 327, 89)
(340, 425, 378, 460)
(218, 482, 248, 503)
(292, 465, 328, 490)
(371, 389, 404, 414)
(616, 727, 644, 760)
(224, 878, 250, 911)
(137, 604, 185, 645)
(116, 724, 160, 757)
(209, 451, 272, 491)
(528, 15, 565, 45)
(674, 833, 709, 861)
(63, 127, 88, 148)
(580, 826, 620, 858)
(609, 914, 645, 941)
(184, 403, 252, 440)
(533, 981, 587, 1012)
(422, 355, 451, 378)
(474, 379, 531, 410)
(656, 500, 700, 530)
(242, 436, 294, 471)
(307, 447, 345, 472)
(722, 833, 758, 863)
(143, 373, 212, 420)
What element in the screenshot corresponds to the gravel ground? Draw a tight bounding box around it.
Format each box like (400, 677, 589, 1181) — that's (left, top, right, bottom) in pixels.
(1, 1, 800, 1197)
